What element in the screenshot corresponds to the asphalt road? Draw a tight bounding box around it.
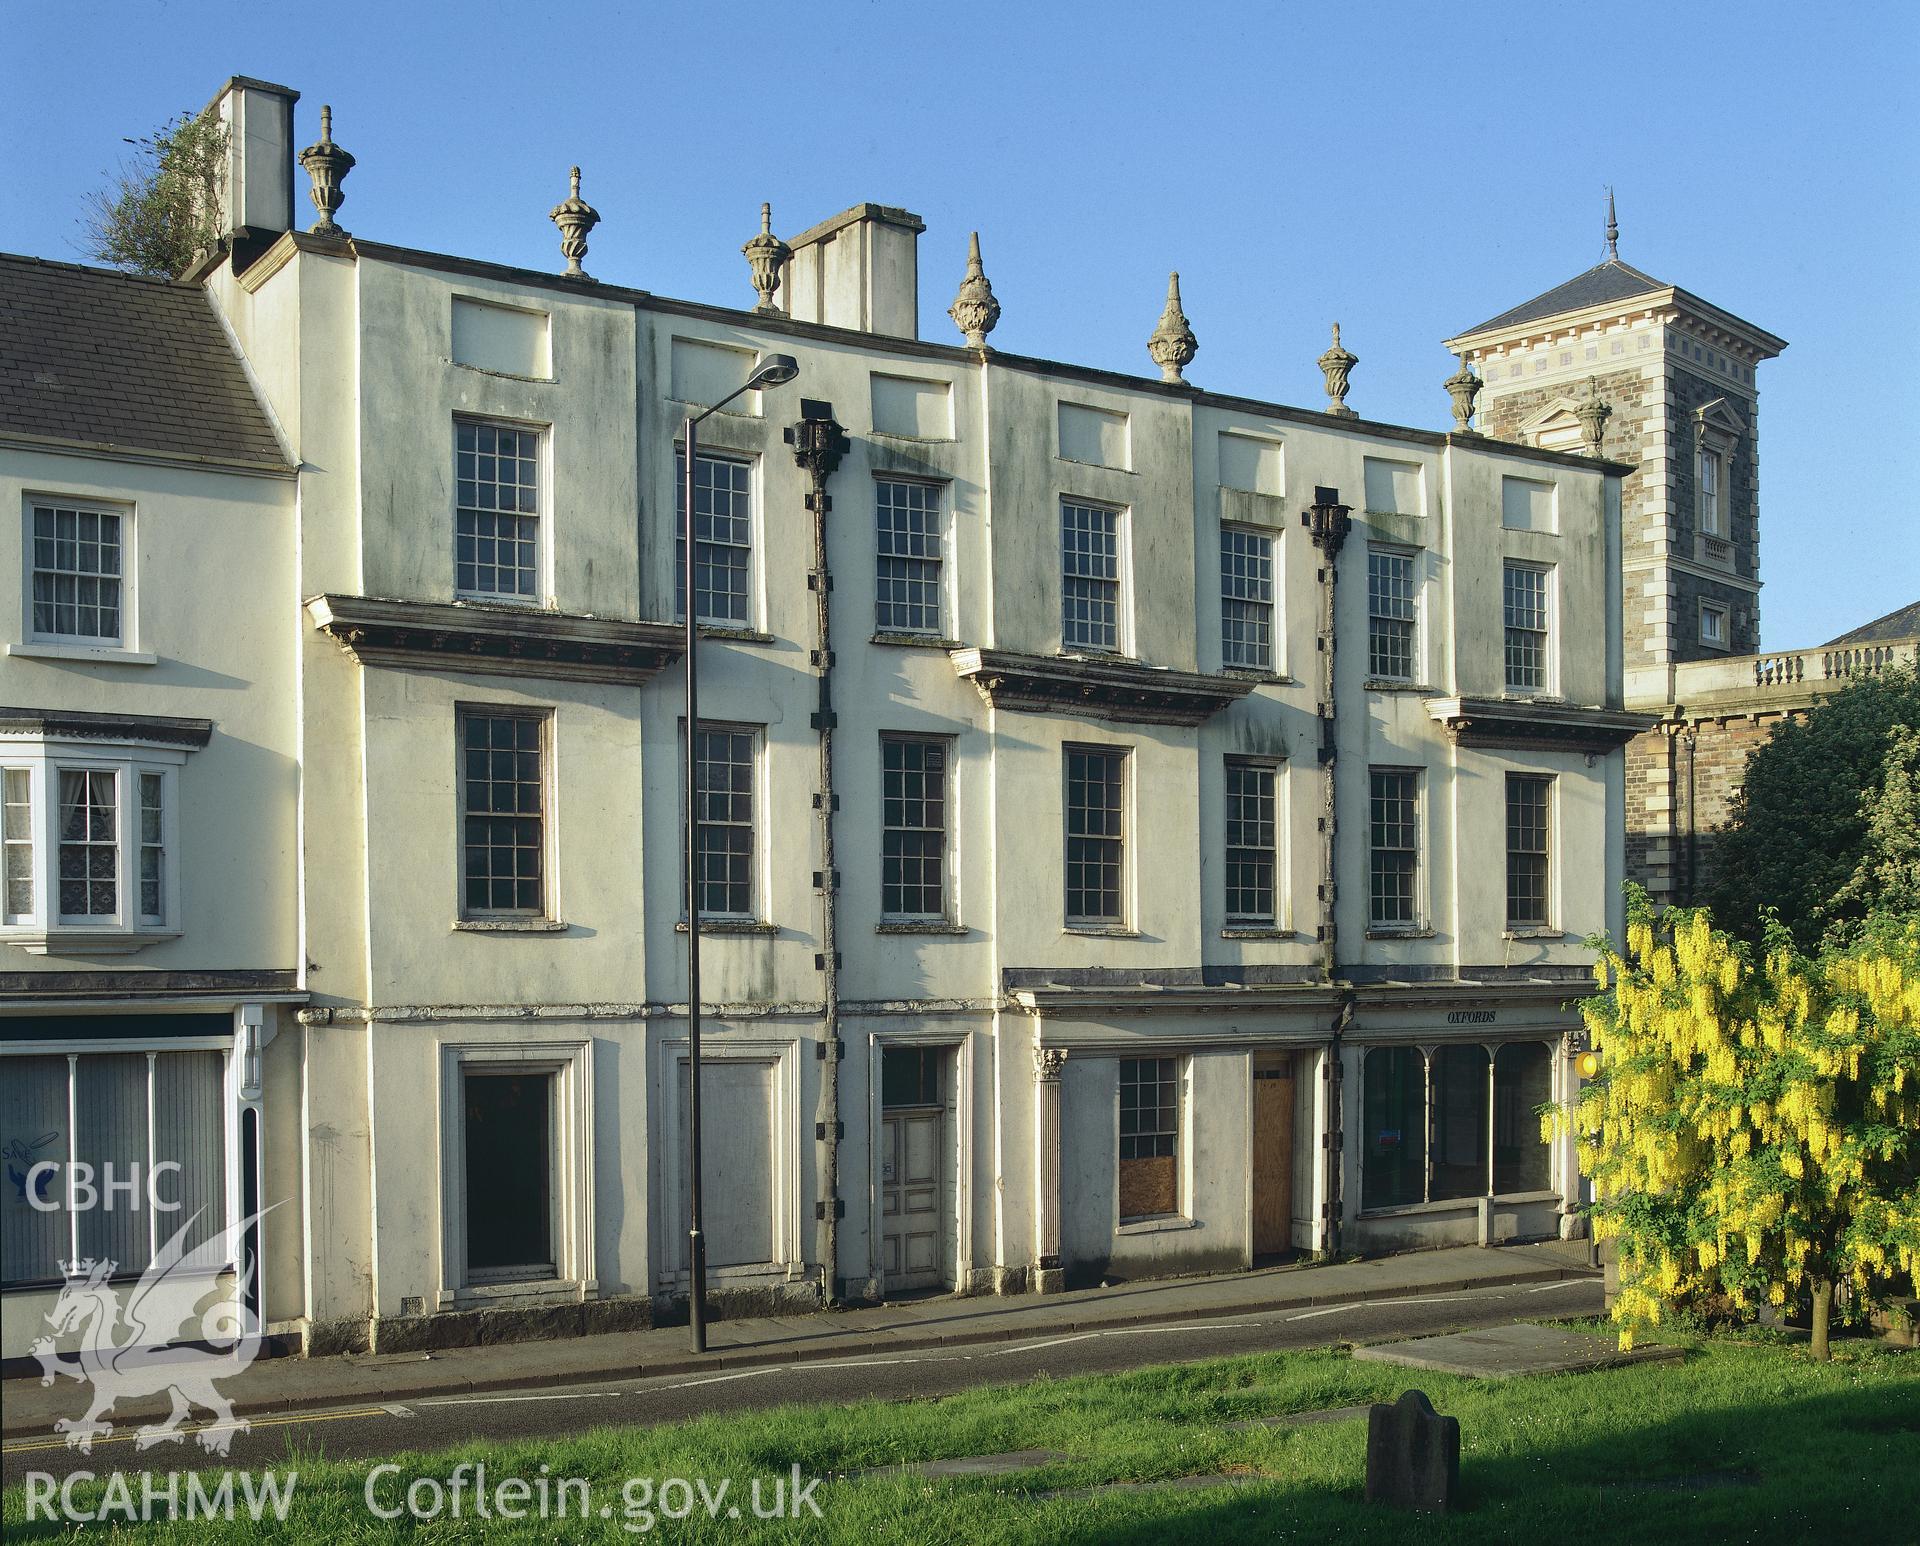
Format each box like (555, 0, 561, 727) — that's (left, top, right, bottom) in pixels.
(3, 1276, 1601, 1486)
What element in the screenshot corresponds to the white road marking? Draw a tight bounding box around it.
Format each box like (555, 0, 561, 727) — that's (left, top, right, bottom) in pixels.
(1526, 1279, 1593, 1293)
(380, 1403, 415, 1418)
(1285, 1303, 1360, 1321)
(986, 1332, 1103, 1355)
(418, 1389, 628, 1407)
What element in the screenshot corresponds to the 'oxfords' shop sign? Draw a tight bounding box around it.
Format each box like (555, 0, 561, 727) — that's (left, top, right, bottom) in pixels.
(1446, 1010, 1497, 1025)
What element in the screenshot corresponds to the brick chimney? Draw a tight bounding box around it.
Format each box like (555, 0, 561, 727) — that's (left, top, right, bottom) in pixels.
(778, 204, 924, 339)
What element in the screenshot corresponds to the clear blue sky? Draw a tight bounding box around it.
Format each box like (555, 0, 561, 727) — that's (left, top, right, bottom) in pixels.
(4, 0, 1914, 648)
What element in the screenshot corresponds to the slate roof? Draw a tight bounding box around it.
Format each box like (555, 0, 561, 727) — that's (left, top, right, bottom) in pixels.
(1455, 257, 1669, 339)
(1827, 600, 1920, 646)
(0, 253, 286, 468)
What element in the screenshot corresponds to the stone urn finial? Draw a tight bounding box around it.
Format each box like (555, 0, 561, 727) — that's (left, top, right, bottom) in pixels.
(549, 166, 601, 281)
(1575, 377, 1613, 457)
(741, 202, 790, 314)
(1319, 322, 1358, 418)
(948, 230, 1001, 350)
(297, 105, 356, 237)
(1147, 271, 1198, 384)
(1444, 357, 1482, 433)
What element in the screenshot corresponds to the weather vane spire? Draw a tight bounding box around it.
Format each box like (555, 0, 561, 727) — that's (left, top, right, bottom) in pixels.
(1605, 187, 1619, 260)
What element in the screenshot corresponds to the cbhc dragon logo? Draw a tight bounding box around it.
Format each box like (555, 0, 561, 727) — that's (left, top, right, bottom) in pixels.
(31, 1205, 280, 1456)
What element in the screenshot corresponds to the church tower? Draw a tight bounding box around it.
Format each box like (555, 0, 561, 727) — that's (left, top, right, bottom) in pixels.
(1444, 196, 1786, 675)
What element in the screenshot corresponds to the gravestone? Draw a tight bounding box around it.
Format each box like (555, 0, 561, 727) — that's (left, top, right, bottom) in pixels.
(1365, 1389, 1458, 1513)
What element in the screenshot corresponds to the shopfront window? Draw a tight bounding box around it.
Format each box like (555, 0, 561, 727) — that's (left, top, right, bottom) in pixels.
(1430, 1045, 1490, 1201)
(1360, 1047, 1426, 1210)
(1494, 1042, 1553, 1193)
(1360, 1040, 1554, 1209)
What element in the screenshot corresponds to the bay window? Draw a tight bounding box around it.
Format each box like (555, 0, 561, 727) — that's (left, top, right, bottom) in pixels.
(0, 715, 196, 953)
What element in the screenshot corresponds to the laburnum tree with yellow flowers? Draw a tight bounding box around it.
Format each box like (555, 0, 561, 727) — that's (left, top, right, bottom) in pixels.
(1558, 889, 1920, 1357)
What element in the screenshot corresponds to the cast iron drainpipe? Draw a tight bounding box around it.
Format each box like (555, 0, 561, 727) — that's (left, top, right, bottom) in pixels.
(786, 402, 850, 1304)
(1305, 486, 1354, 1259)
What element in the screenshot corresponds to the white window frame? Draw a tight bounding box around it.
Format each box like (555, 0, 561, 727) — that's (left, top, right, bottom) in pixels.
(1501, 560, 1555, 696)
(1699, 600, 1730, 651)
(1219, 523, 1276, 672)
(0, 739, 184, 954)
(1222, 755, 1284, 928)
(1367, 765, 1425, 933)
(872, 475, 951, 639)
(675, 447, 760, 631)
(1060, 497, 1131, 656)
(1366, 544, 1420, 684)
(682, 720, 765, 923)
(16, 496, 145, 662)
(453, 417, 549, 606)
(1697, 447, 1723, 537)
(878, 732, 953, 923)
(454, 704, 556, 926)
(1063, 742, 1131, 929)
(436, 1038, 595, 1305)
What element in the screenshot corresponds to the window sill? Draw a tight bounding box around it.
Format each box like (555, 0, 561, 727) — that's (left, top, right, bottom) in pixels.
(675, 919, 778, 936)
(695, 625, 775, 645)
(439, 1276, 586, 1308)
(1116, 1213, 1195, 1236)
(1223, 667, 1295, 685)
(1498, 691, 1567, 705)
(453, 917, 568, 934)
(7, 642, 158, 666)
(870, 431, 957, 445)
(1221, 926, 1298, 940)
(1503, 928, 1565, 941)
(451, 361, 555, 385)
(1364, 679, 1435, 693)
(1064, 925, 1141, 939)
(452, 593, 546, 610)
(2, 927, 179, 956)
(871, 632, 963, 650)
(876, 921, 969, 936)
(1366, 927, 1435, 940)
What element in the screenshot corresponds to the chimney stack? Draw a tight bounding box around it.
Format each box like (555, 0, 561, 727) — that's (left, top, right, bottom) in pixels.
(778, 204, 925, 339)
(207, 76, 301, 252)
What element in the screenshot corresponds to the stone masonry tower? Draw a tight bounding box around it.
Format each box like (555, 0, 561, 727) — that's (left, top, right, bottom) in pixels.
(1444, 197, 1786, 672)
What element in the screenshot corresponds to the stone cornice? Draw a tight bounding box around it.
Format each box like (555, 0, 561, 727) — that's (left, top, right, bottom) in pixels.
(307, 594, 684, 685)
(1423, 696, 1654, 754)
(1447, 287, 1786, 361)
(950, 647, 1256, 726)
(0, 706, 214, 749)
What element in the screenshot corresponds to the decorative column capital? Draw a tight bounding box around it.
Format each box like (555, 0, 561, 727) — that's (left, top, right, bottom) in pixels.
(1033, 1045, 1067, 1084)
(1318, 322, 1358, 418)
(741, 202, 790, 314)
(549, 166, 601, 281)
(297, 105, 355, 237)
(948, 231, 1001, 350)
(1146, 271, 1197, 384)
(1575, 378, 1613, 457)
(1444, 357, 1482, 433)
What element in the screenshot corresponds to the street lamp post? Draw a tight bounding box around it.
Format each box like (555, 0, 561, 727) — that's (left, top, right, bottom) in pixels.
(684, 353, 799, 1354)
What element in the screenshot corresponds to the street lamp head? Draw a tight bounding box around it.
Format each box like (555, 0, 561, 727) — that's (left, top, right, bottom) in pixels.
(748, 353, 800, 389)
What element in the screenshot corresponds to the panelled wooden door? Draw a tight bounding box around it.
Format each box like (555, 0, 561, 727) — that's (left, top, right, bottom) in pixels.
(1252, 1053, 1295, 1257)
(880, 1108, 943, 1290)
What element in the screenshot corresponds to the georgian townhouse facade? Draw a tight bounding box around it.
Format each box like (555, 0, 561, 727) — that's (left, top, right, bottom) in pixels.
(3, 75, 1646, 1358)
(0, 254, 302, 1362)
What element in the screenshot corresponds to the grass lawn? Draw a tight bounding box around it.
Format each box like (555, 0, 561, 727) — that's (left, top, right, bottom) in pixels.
(5, 1323, 1915, 1542)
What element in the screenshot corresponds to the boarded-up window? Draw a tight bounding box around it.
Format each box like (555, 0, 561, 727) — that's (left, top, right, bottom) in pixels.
(452, 298, 550, 378)
(670, 337, 759, 415)
(1118, 1056, 1178, 1218)
(1218, 432, 1283, 495)
(1363, 458, 1421, 515)
(1501, 476, 1556, 531)
(871, 374, 953, 439)
(1058, 402, 1130, 469)
(695, 1060, 777, 1267)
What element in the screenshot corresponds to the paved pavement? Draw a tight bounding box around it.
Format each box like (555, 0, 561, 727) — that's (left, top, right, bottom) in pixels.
(1354, 1319, 1684, 1378)
(3, 1274, 1605, 1484)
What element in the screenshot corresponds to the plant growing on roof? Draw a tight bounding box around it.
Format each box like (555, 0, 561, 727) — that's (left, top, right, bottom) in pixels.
(82, 109, 229, 278)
